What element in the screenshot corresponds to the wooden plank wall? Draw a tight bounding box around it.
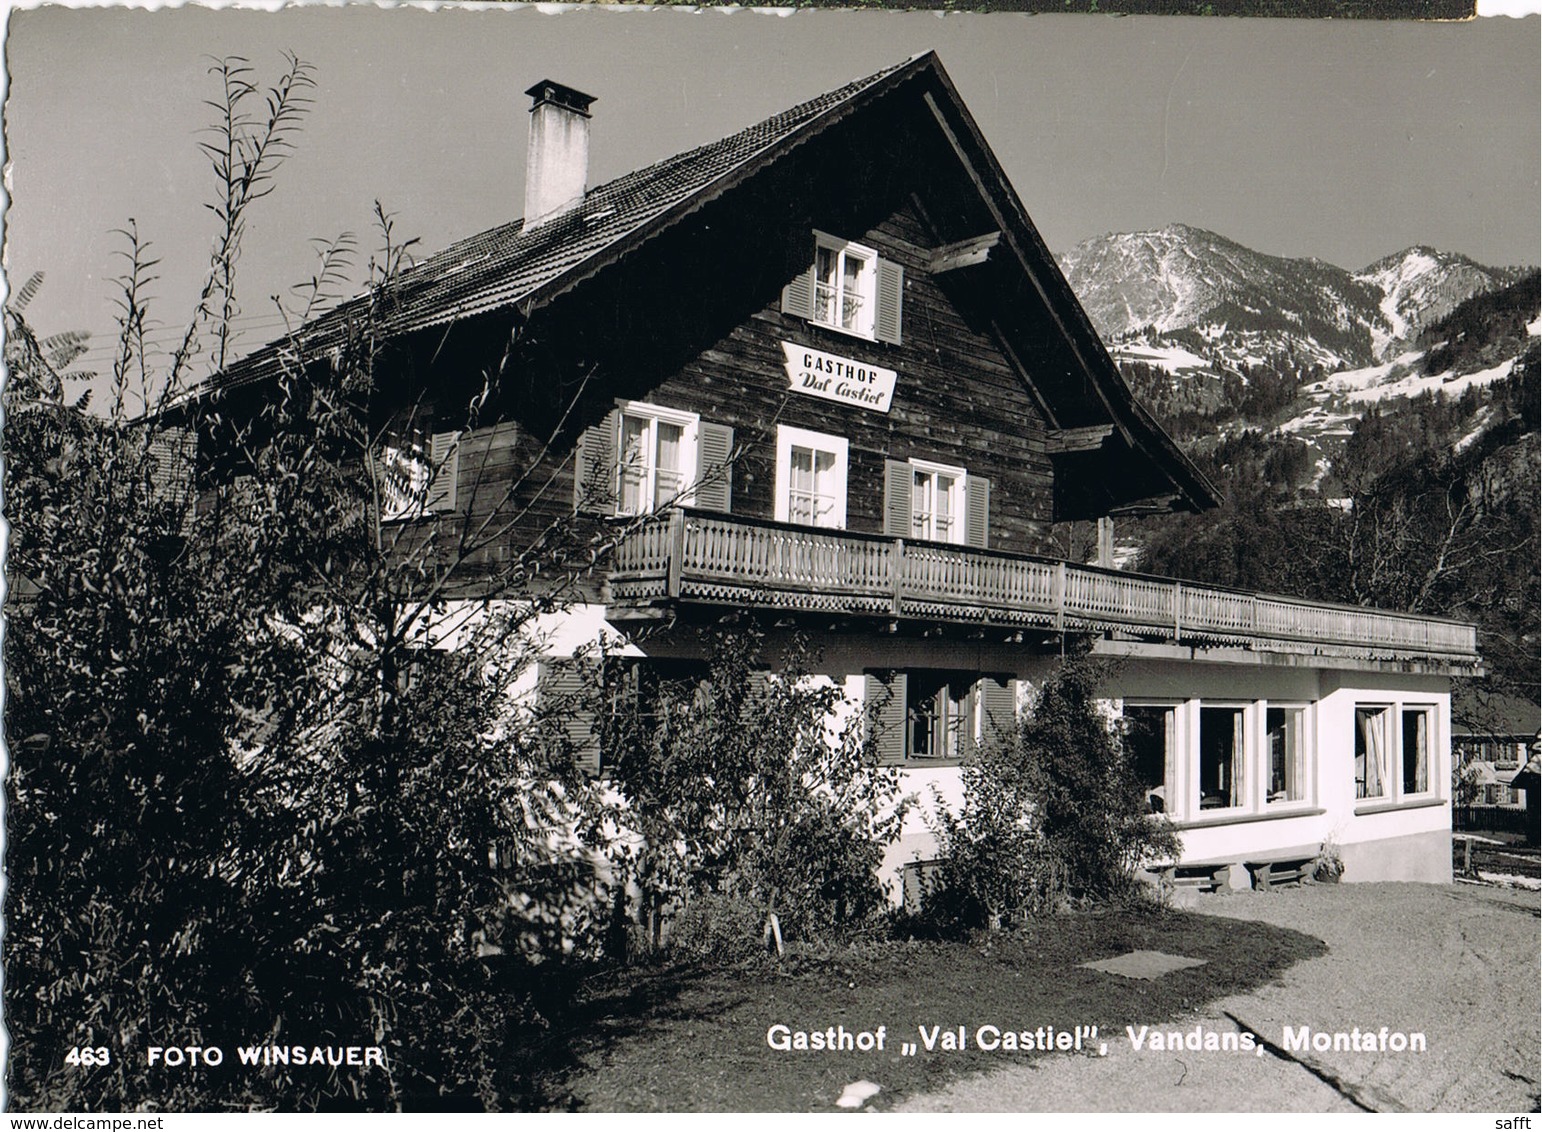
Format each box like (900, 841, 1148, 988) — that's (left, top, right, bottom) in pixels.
(409, 197, 1059, 581)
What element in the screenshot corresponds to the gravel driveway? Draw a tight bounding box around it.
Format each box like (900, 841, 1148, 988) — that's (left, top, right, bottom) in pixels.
(896, 882, 1541, 1113)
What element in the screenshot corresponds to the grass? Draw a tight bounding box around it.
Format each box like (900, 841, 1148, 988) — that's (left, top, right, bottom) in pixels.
(513, 905, 1326, 1111)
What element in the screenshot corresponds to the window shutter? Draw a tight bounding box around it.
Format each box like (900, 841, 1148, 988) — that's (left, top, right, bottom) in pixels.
(694, 421, 735, 513)
(865, 671, 908, 767)
(537, 659, 601, 777)
(964, 476, 991, 549)
(979, 675, 1016, 749)
(572, 409, 619, 515)
(883, 459, 913, 537)
(426, 430, 459, 512)
(781, 263, 816, 321)
(875, 258, 904, 344)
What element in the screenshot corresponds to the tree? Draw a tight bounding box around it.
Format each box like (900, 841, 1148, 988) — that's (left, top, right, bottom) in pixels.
(4, 54, 610, 1111)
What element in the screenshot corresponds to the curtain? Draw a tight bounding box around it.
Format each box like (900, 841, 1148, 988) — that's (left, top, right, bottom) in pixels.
(1406, 710, 1429, 793)
(1231, 710, 1245, 807)
(1358, 708, 1387, 799)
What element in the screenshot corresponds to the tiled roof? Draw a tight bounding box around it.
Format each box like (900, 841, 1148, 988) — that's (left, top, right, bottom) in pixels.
(218, 54, 925, 388)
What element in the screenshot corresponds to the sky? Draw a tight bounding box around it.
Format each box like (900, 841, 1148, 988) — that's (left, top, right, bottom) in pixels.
(2, 5, 1538, 381)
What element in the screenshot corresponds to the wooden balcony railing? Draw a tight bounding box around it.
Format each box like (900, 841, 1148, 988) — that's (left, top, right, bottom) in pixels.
(607, 509, 1480, 662)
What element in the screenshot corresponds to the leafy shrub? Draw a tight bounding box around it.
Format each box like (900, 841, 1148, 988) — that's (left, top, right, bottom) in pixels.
(667, 894, 767, 962)
(592, 631, 905, 953)
(923, 654, 1181, 932)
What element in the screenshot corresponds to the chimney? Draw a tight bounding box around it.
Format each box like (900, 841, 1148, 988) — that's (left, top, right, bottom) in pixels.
(523, 80, 597, 229)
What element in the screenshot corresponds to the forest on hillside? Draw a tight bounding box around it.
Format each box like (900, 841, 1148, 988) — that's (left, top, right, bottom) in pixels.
(1116, 277, 1541, 710)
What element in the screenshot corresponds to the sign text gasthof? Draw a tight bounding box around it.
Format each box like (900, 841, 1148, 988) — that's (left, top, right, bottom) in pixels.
(781, 341, 896, 414)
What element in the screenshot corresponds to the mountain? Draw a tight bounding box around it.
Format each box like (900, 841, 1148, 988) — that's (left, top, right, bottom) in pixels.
(1081, 245, 1542, 702)
(1059, 225, 1522, 372)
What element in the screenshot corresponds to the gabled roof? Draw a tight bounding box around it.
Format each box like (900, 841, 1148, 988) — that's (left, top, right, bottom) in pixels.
(212, 52, 1218, 514)
(217, 54, 923, 389)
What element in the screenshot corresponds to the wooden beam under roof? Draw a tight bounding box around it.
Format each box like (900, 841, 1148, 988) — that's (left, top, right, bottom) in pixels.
(926, 231, 1001, 274)
(1107, 493, 1181, 517)
(1046, 424, 1116, 454)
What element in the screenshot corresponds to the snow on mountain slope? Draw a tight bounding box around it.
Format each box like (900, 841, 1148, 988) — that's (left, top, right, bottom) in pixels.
(1060, 226, 1520, 372)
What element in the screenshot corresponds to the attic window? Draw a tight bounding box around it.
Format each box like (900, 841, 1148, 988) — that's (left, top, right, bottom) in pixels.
(782, 231, 904, 344)
(815, 233, 877, 337)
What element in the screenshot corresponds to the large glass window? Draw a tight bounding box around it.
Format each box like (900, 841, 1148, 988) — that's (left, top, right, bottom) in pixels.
(1401, 707, 1431, 795)
(1199, 706, 1245, 810)
(1266, 706, 1307, 804)
(1125, 704, 1175, 814)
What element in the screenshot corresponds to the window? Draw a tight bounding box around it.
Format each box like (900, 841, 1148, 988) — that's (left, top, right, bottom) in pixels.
(616, 402, 698, 516)
(1401, 707, 1432, 795)
(572, 406, 733, 518)
(781, 232, 904, 344)
(1355, 705, 1391, 800)
(1266, 705, 1307, 804)
(866, 670, 1015, 766)
(379, 421, 458, 521)
(909, 459, 966, 544)
(774, 425, 848, 529)
(883, 459, 991, 548)
(907, 672, 975, 761)
(1125, 704, 1176, 815)
(814, 234, 877, 337)
(1199, 706, 1245, 810)
(1356, 703, 1439, 804)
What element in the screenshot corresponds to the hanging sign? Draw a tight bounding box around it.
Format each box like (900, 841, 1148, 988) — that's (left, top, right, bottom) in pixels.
(781, 341, 896, 414)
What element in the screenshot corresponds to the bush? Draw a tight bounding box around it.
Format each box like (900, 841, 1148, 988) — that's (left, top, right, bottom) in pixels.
(667, 894, 768, 962)
(592, 631, 905, 954)
(923, 654, 1180, 932)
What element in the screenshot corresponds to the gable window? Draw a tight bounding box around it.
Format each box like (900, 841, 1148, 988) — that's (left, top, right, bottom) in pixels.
(814, 234, 877, 337)
(782, 231, 904, 344)
(774, 425, 848, 529)
(909, 459, 966, 544)
(617, 403, 698, 516)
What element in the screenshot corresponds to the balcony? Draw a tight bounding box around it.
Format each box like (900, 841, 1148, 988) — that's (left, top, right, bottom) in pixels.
(607, 509, 1480, 667)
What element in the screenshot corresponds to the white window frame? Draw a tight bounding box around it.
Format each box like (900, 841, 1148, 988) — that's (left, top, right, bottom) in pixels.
(1194, 701, 1251, 816)
(615, 400, 699, 516)
(774, 425, 848, 529)
(812, 230, 878, 340)
(908, 457, 968, 545)
(1397, 704, 1438, 801)
(1122, 699, 1183, 819)
(1261, 701, 1314, 809)
(1354, 702, 1395, 802)
(379, 422, 459, 522)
